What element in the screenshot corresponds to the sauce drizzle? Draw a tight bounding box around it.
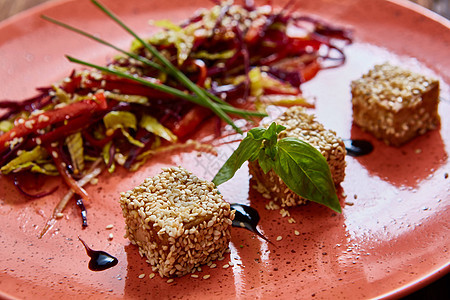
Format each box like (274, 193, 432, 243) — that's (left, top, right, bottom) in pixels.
(78, 237, 118, 271)
(343, 139, 374, 157)
(230, 203, 274, 245)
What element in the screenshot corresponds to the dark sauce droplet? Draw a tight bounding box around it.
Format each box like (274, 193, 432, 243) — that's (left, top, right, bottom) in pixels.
(343, 139, 373, 157)
(78, 237, 118, 271)
(230, 203, 274, 245)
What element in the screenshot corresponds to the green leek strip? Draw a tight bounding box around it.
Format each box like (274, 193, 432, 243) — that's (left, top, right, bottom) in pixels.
(102, 142, 115, 173)
(1, 146, 48, 174)
(103, 111, 145, 148)
(139, 114, 177, 143)
(65, 132, 85, 173)
(90, 0, 243, 133)
(66, 56, 266, 118)
(0, 120, 14, 133)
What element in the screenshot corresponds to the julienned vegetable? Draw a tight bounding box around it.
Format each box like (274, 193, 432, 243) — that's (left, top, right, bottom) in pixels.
(212, 123, 341, 213)
(0, 0, 351, 233)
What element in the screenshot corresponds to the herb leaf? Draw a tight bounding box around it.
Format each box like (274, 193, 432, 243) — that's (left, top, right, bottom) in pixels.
(211, 134, 262, 186)
(274, 137, 340, 213)
(213, 122, 341, 213)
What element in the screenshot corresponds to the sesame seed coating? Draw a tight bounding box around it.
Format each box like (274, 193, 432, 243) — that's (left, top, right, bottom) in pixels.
(119, 166, 235, 278)
(351, 63, 440, 146)
(249, 107, 346, 207)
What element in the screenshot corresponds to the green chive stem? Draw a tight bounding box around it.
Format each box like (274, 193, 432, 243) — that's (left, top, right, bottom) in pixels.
(41, 15, 165, 73)
(66, 56, 265, 117)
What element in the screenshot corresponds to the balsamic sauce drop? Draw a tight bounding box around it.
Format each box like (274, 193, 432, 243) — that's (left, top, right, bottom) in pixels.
(230, 203, 274, 245)
(343, 139, 374, 157)
(78, 237, 118, 271)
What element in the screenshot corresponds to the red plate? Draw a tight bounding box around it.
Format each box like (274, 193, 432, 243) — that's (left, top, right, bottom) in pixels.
(0, 0, 449, 299)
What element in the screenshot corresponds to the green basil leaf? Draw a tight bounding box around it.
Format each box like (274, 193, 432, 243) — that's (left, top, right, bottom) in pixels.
(257, 150, 274, 174)
(274, 137, 341, 213)
(212, 135, 263, 186)
(246, 126, 266, 141)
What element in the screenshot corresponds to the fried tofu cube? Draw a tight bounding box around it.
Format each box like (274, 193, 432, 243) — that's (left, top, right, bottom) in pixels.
(249, 107, 346, 207)
(119, 166, 234, 277)
(351, 63, 440, 146)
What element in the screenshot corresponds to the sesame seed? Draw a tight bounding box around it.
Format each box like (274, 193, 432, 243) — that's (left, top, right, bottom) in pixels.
(38, 114, 50, 123)
(167, 279, 174, 283)
(276, 236, 283, 241)
(138, 273, 145, 279)
(203, 275, 211, 280)
(149, 273, 155, 279)
(55, 213, 64, 219)
(106, 128, 115, 136)
(191, 274, 199, 278)
(105, 224, 114, 230)
(294, 230, 300, 236)
(108, 233, 114, 240)
(223, 264, 230, 269)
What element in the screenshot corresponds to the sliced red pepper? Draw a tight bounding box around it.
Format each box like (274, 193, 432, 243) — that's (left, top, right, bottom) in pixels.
(169, 106, 211, 139)
(192, 59, 207, 87)
(45, 144, 92, 203)
(61, 72, 177, 100)
(300, 59, 321, 83)
(245, 15, 268, 44)
(287, 37, 322, 53)
(32, 114, 99, 147)
(82, 130, 116, 149)
(0, 93, 107, 154)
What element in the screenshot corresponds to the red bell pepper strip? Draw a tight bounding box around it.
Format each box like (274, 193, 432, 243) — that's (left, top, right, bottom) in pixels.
(192, 59, 207, 87)
(45, 144, 92, 203)
(169, 106, 211, 139)
(32, 114, 99, 147)
(300, 59, 320, 83)
(61, 72, 177, 100)
(0, 93, 107, 154)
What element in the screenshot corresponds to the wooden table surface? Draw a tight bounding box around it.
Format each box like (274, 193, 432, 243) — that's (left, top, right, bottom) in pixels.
(0, 0, 448, 299)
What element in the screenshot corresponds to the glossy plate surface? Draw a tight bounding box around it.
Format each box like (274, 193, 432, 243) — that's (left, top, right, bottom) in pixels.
(0, 0, 449, 299)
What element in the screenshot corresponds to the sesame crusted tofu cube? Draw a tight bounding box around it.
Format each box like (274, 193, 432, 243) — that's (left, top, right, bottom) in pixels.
(249, 107, 346, 207)
(119, 166, 235, 278)
(351, 63, 440, 146)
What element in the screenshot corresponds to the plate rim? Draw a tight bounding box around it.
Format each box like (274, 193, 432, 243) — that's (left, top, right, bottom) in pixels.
(0, 0, 449, 299)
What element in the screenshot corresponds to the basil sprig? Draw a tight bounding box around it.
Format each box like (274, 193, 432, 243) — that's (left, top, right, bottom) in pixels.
(212, 122, 341, 213)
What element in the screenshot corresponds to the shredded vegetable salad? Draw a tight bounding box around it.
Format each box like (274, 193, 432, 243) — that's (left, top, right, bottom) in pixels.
(0, 0, 352, 236)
